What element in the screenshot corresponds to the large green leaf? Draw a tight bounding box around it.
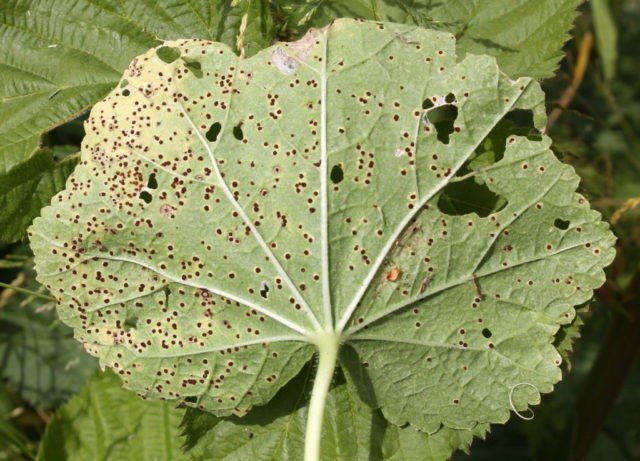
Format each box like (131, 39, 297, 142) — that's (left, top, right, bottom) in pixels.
(278, 0, 582, 78)
(36, 370, 187, 461)
(0, 268, 97, 408)
(29, 19, 615, 457)
(183, 365, 488, 460)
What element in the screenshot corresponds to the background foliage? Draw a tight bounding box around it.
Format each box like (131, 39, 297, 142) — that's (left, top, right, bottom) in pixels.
(0, 0, 638, 460)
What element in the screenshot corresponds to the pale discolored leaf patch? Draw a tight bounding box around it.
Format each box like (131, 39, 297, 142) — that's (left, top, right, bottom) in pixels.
(29, 18, 615, 446)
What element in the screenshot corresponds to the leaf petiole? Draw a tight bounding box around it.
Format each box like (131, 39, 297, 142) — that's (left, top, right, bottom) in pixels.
(305, 331, 340, 461)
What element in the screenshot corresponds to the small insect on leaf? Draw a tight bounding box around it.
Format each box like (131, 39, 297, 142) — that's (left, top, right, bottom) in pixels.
(386, 267, 401, 282)
(472, 274, 485, 298)
(396, 220, 420, 247)
(419, 275, 432, 293)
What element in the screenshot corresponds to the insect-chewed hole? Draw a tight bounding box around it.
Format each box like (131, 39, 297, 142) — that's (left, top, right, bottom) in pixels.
(444, 92, 456, 103)
(259, 281, 270, 299)
(184, 396, 198, 404)
(454, 117, 541, 180)
(156, 46, 181, 63)
(121, 88, 131, 97)
(482, 328, 492, 338)
(233, 124, 244, 141)
(139, 190, 153, 204)
(183, 59, 203, 78)
(504, 109, 535, 129)
(124, 316, 138, 331)
(427, 104, 458, 144)
(206, 122, 222, 142)
(330, 164, 344, 184)
(422, 98, 434, 110)
(554, 218, 570, 230)
(436, 177, 507, 217)
(146, 173, 158, 189)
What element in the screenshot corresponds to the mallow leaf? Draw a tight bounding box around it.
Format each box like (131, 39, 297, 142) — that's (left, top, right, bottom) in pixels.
(29, 18, 615, 455)
(182, 364, 488, 460)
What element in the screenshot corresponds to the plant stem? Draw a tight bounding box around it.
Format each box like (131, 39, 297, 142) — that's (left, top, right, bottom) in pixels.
(305, 331, 340, 461)
(0, 281, 55, 302)
(559, 269, 640, 460)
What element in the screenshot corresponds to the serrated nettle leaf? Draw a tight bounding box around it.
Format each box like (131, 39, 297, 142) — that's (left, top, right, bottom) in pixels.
(0, 149, 79, 242)
(29, 19, 615, 458)
(36, 370, 187, 461)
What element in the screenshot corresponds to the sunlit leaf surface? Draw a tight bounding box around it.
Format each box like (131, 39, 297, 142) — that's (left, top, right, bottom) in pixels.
(30, 19, 615, 455)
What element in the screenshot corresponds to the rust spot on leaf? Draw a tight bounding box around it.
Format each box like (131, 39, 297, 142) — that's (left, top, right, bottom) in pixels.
(386, 267, 401, 282)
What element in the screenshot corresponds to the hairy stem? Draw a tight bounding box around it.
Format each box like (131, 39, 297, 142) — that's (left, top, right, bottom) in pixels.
(305, 332, 340, 461)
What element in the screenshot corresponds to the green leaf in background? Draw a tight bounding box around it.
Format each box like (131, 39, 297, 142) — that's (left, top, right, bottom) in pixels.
(554, 304, 588, 371)
(0, 382, 37, 461)
(29, 18, 615, 457)
(0, 269, 97, 409)
(0, 0, 274, 240)
(36, 370, 187, 461)
(0, 150, 79, 242)
(183, 365, 488, 460)
(591, 0, 618, 81)
(277, 0, 582, 78)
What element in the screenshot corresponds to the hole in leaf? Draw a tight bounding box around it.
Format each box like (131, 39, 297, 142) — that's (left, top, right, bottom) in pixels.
(259, 281, 270, 299)
(156, 46, 181, 63)
(121, 89, 130, 97)
(437, 178, 507, 217)
(454, 119, 538, 177)
(482, 328, 492, 338)
(233, 124, 244, 141)
(422, 98, 434, 110)
(124, 316, 138, 331)
(184, 396, 198, 404)
(444, 92, 456, 103)
(504, 109, 535, 129)
(206, 122, 222, 142)
(138, 190, 153, 204)
(43, 113, 88, 148)
(554, 218, 570, 230)
(426, 104, 458, 144)
(183, 59, 203, 78)
(330, 165, 344, 184)
(146, 173, 158, 189)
